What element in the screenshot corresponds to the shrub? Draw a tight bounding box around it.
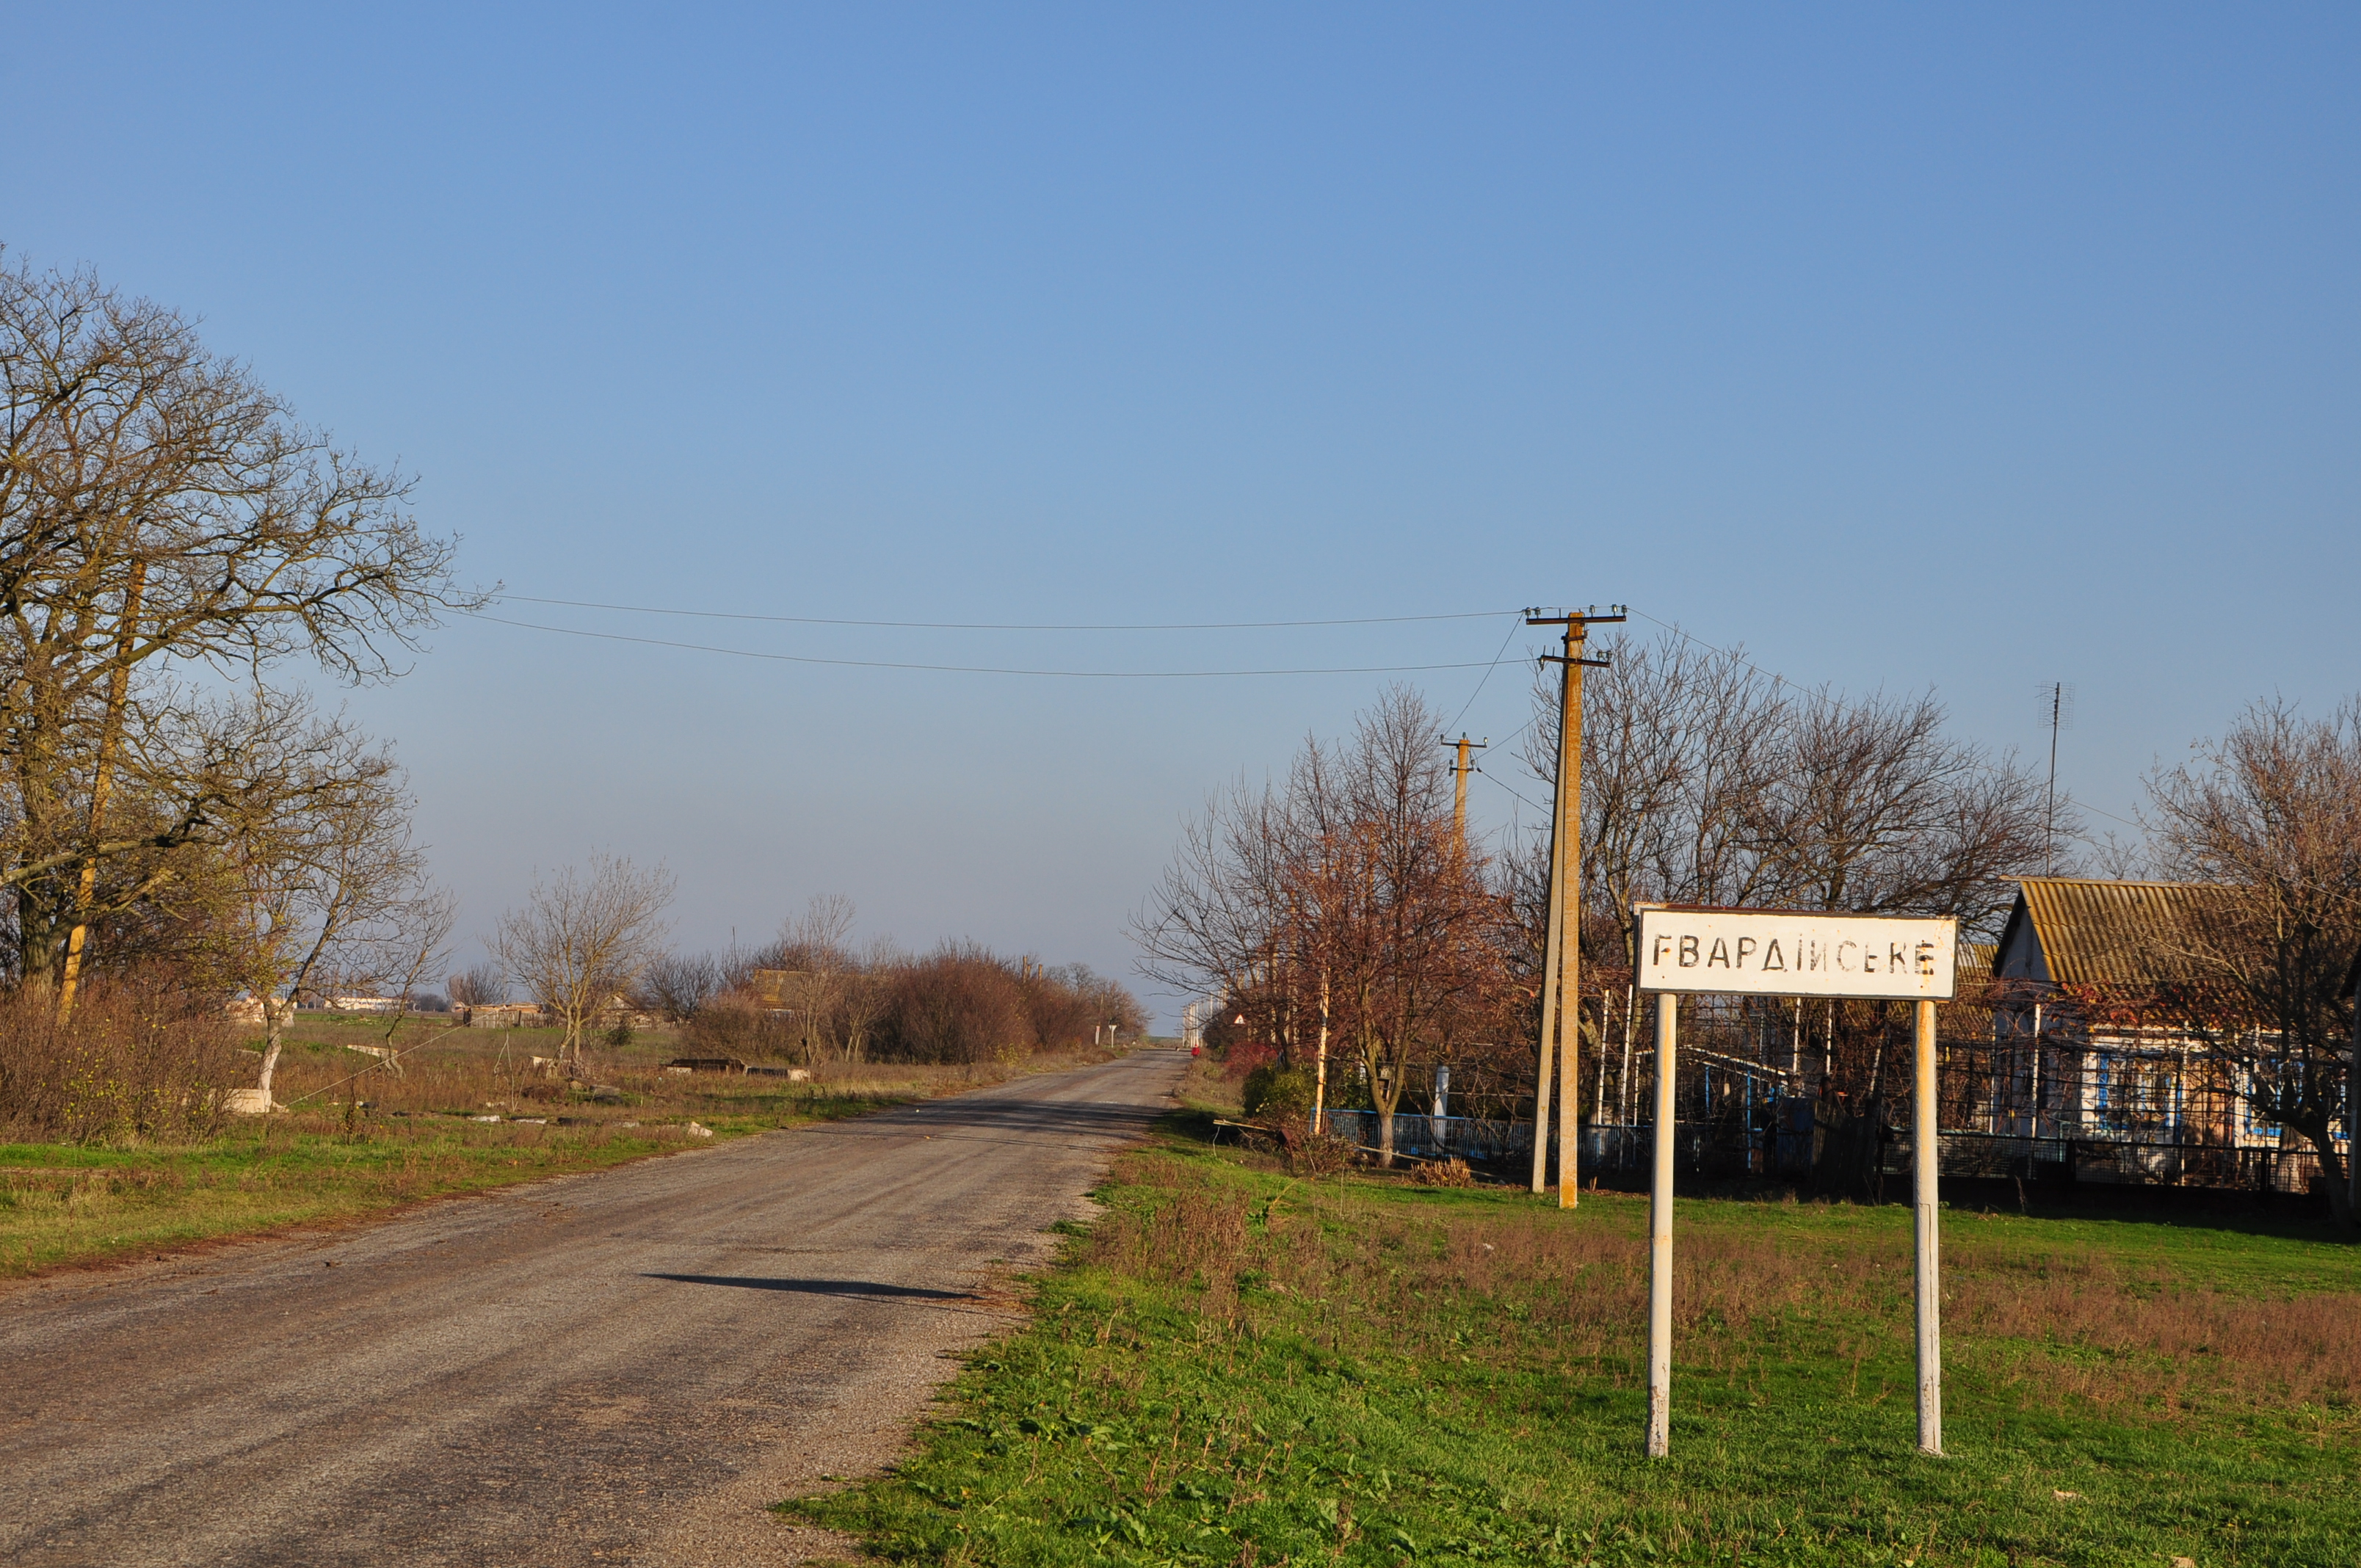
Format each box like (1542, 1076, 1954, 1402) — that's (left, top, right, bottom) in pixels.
(680, 993, 794, 1060)
(876, 945, 1029, 1064)
(1221, 1040, 1279, 1082)
(0, 972, 240, 1143)
(1241, 1063, 1315, 1121)
(1287, 1126, 1357, 1177)
(1413, 1156, 1476, 1188)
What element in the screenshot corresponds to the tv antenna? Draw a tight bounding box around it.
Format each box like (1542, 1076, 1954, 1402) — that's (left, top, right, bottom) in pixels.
(2040, 681, 2076, 874)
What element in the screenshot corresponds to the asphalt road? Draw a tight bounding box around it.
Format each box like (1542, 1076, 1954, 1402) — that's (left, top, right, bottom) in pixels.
(0, 1048, 1188, 1567)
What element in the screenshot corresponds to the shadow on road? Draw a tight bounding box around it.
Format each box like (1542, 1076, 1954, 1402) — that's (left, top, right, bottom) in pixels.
(640, 1274, 975, 1301)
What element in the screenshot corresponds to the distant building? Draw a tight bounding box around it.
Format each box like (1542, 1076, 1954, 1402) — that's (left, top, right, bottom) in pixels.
(462, 1003, 547, 1028)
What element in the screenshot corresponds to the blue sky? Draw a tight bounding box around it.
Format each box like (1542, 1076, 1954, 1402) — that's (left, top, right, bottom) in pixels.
(8, 5, 2356, 1019)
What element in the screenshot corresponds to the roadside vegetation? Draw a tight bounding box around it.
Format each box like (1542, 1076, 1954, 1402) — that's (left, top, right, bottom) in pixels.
(0, 1009, 1125, 1277)
(787, 1062, 2361, 1568)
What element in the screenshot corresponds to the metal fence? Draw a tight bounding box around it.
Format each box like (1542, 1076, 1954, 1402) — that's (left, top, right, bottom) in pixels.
(1297, 982, 2351, 1199)
(1315, 1110, 1531, 1164)
(1559, 1114, 2331, 1196)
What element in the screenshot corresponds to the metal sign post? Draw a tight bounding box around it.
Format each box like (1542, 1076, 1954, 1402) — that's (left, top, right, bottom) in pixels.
(1646, 990, 1678, 1457)
(1633, 904, 1957, 1460)
(1912, 995, 1942, 1453)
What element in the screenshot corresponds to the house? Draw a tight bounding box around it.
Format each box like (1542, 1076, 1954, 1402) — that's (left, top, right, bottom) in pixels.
(747, 970, 809, 1014)
(1987, 876, 2332, 1184)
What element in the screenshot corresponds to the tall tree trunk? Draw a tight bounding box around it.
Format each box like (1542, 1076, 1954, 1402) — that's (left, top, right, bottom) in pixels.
(258, 998, 294, 1095)
(2299, 1118, 2351, 1225)
(1368, 1036, 1402, 1167)
(57, 561, 148, 1021)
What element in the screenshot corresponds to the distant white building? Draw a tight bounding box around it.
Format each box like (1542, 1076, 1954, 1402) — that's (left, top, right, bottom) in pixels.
(462, 1003, 547, 1028)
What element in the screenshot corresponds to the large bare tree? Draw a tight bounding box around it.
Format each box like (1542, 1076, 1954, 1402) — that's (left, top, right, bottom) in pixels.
(772, 893, 858, 1063)
(2145, 696, 2361, 1223)
(496, 857, 675, 1071)
(0, 254, 481, 991)
(1136, 686, 1504, 1163)
(1524, 630, 2053, 957)
(196, 699, 438, 1097)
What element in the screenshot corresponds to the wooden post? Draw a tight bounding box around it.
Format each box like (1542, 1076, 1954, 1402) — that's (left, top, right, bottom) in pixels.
(1646, 990, 1677, 1458)
(1913, 997, 1943, 1456)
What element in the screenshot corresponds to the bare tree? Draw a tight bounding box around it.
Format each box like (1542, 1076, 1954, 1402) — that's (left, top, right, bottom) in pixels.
(1526, 630, 2052, 947)
(634, 952, 719, 1023)
(447, 961, 507, 1009)
(495, 857, 675, 1071)
(1136, 686, 1504, 1164)
(1133, 775, 1294, 1017)
(835, 936, 902, 1063)
(1523, 633, 1788, 968)
(2145, 696, 2361, 1222)
(354, 885, 460, 1074)
(1319, 689, 1504, 1162)
(775, 893, 857, 1062)
(195, 701, 427, 1096)
(1752, 688, 2051, 927)
(0, 253, 482, 990)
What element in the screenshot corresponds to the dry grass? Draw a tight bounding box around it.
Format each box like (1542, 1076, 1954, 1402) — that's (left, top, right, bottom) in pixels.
(1, 1026, 1127, 1277)
(1945, 1246, 2361, 1417)
(1086, 1146, 2361, 1430)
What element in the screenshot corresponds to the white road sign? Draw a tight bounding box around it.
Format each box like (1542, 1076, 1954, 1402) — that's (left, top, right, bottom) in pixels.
(1633, 905, 1957, 1001)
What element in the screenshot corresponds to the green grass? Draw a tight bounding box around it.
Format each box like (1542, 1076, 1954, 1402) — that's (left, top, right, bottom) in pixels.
(786, 1114, 2361, 1567)
(0, 1122, 675, 1272)
(0, 1078, 908, 1276)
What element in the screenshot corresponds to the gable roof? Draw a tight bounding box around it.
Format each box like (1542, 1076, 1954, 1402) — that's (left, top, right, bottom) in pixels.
(1994, 877, 2238, 987)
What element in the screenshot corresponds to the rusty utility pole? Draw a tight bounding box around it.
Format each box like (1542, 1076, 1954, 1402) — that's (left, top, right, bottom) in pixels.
(1526, 604, 1624, 1207)
(1440, 733, 1488, 852)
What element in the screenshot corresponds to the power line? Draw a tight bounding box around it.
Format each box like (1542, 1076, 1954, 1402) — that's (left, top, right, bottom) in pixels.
(463, 611, 1512, 678)
(491, 594, 1521, 633)
(1443, 617, 1526, 736)
(1479, 769, 1548, 816)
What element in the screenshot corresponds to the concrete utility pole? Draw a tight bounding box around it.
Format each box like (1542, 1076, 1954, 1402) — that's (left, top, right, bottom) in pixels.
(1526, 605, 1625, 1206)
(1441, 734, 1488, 852)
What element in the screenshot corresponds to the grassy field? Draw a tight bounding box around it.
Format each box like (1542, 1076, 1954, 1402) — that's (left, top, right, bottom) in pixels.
(0, 1014, 1109, 1277)
(789, 1066, 2361, 1567)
